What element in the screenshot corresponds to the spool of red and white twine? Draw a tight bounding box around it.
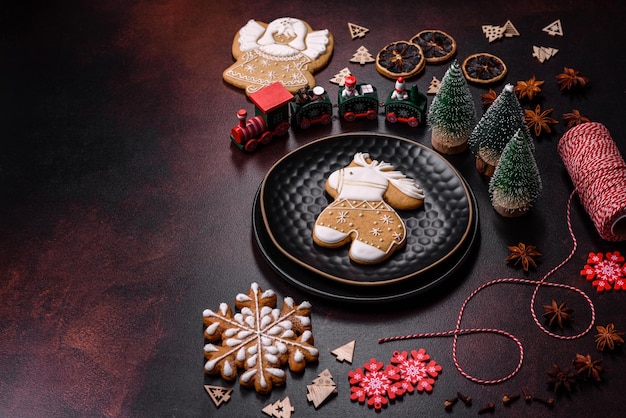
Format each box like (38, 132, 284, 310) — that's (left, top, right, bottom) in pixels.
(558, 122, 626, 241)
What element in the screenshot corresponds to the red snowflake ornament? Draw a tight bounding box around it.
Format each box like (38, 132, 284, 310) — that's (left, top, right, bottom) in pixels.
(391, 349, 442, 393)
(580, 251, 626, 292)
(348, 358, 404, 410)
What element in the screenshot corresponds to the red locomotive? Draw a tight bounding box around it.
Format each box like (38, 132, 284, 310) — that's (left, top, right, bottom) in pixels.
(230, 82, 293, 152)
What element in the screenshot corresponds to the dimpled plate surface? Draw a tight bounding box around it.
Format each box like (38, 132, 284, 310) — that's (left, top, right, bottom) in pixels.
(259, 133, 474, 286)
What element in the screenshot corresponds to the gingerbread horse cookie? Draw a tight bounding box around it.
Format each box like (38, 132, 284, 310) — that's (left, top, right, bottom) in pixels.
(223, 17, 334, 95)
(313, 153, 425, 264)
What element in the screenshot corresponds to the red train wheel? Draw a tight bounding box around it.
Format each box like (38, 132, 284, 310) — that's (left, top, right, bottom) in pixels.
(244, 139, 258, 152)
(366, 109, 377, 120)
(386, 112, 398, 123)
(320, 114, 332, 125)
(275, 120, 290, 136)
(259, 131, 272, 144)
(344, 112, 356, 122)
(408, 117, 419, 127)
(299, 118, 311, 129)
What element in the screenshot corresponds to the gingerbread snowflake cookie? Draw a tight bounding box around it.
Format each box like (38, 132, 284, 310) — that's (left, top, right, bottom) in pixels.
(203, 282, 319, 394)
(223, 17, 334, 95)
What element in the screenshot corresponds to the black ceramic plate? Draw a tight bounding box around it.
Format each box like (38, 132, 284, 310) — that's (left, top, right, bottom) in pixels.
(253, 183, 478, 303)
(259, 133, 475, 286)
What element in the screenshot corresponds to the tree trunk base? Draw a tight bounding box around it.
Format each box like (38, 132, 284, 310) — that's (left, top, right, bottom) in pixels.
(431, 128, 468, 155)
(492, 203, 529, 218)
(475, 155, 495, 177)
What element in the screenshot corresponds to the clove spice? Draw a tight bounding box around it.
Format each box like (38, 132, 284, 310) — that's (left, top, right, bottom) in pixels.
(444, 397, 458, 411)
(457, 391, 472, 406)
(502, 394, 520, 406)
(478, 402, 495, 414)
(533, 396, 555, 408)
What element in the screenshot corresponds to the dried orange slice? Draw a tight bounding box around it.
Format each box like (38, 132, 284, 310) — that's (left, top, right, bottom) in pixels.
(410, 30, 457, 63)
(461, 53, 507, 84)
(376, 41, 426, 79)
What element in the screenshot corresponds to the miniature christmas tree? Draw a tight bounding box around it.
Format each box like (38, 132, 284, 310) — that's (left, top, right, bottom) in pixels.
(427, 60, 476, 154)
(468, 83, 529, 176)
(489, 128, 542, 217)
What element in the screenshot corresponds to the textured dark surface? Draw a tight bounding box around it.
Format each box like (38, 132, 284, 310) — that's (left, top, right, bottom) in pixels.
(2, 1, 626, 417)
(261, 133, 473, 284)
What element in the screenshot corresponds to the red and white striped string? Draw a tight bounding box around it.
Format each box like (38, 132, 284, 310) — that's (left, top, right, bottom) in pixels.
(379, 190, 596, 384)
(558, 122, 626, 242)
(379, 121, 626, 384)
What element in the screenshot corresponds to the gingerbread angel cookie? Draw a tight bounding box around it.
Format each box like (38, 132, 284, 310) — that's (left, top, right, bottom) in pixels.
(313, 153, 425, 265)
(223, 17, 334, 95)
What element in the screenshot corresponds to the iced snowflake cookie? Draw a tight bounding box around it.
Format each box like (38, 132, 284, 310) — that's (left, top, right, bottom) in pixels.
(223, 17, 334, 95)
(313, 152, 425, 265)
(203, 282, 319, 394)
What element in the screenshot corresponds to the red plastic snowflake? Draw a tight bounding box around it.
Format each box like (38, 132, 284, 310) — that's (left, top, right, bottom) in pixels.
(348, 349, 442, 410)
(349, 358, 404, 410)
(580, 251, 626, 292)
(391, 349, 442, 393)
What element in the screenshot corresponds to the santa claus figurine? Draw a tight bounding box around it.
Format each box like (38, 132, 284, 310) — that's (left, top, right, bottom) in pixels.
(391, 77, 408, 101)
(342, 75, 359, 98)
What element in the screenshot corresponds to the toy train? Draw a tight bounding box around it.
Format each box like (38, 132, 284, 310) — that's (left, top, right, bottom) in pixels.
(230, 77, 427, 151)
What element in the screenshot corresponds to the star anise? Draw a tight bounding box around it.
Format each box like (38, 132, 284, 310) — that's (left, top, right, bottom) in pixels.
(506, 242, 541, 271)
(546, 363, 577, 394)
(556, 67, 590, 91)
(573, 353, 603, 382)
(562, 109, 591, 129)
(524, 104, 558, 136)
(481, 88, 497, 108)
(514, 76, 544, 100)
(594, 323, 624, 351)
(542, 300, 573, 329)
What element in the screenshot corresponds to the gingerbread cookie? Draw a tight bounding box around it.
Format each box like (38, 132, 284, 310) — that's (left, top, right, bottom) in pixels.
(203, 282, 318, 394)
(313, 153, 425, 265)
(223, 17, 334, 95)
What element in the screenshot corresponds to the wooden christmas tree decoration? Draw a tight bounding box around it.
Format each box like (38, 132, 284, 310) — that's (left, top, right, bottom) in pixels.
(204, 385, 233, 408)
(427, 60, 476, 154)
(482, 24, 505, 42)
(330, 67, 352, 86)
(262, 396, 295, 418)
(348, 22, 369, 39)
(502, 20, 520, 37)
(427, 76, 441, 94)
(350, 46, 375, 65)
(469, 84, 529, 176)
(542, 19, 564, 36)
(532, 46, 559, 63)
(489, 128, 542, 217)
(306, 369, 338, 408)
(331, 340, 355, 363)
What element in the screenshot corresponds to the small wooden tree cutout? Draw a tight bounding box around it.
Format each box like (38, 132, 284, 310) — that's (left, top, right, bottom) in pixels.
(330, 67, 352, 86)
(502, 20, 520, 37)
(262, 396, 295, 418)
(482, 25, 505, 42)
(350, 46, 375, 65)
(532, 46, 559, 63)
(427, 76, 441, 94)
(542, 19, 563, 36)
(348, 22, 369, 39)
(204, 385, 232, 408)
(306, 369, 338, 408)
(331, 340, 355, 363)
